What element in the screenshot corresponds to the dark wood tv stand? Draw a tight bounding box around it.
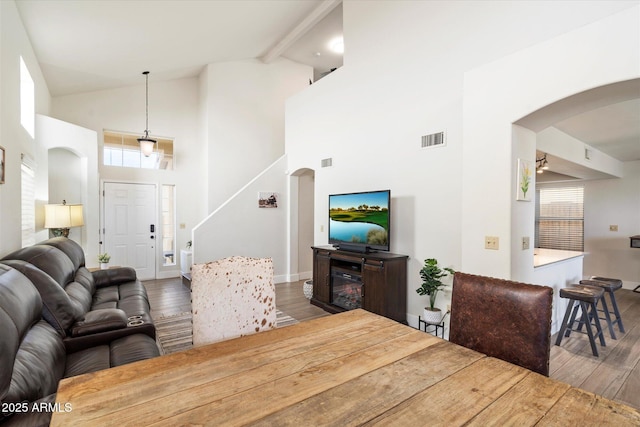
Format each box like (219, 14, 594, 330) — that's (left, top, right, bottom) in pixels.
(311, 246, 408, 323)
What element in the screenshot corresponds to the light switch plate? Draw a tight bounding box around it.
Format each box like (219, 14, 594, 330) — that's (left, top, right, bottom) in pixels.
(522, 236, 530, 250)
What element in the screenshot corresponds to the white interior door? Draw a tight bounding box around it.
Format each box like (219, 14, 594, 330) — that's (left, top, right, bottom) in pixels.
(103, 182, 156, 280)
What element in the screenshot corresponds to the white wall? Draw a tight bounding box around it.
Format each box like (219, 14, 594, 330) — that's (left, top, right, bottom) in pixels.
(464, 5, 639, 283)
(0, 0, 51, 256)
(36, 115, 99, 264)
(538, 127, 624, 179)
(286, 1, 640, 321)
(584, 160, 640, 288)
(203, 59, 312, 212)
(193, 155, 289, 282)
(51, 77, 204, 276)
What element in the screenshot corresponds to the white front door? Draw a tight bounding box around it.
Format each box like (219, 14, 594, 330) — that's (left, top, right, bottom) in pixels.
(103, 182, 156, 280)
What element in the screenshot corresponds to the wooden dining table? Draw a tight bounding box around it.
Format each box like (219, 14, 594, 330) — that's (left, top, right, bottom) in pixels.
(51, 309, 640, 426)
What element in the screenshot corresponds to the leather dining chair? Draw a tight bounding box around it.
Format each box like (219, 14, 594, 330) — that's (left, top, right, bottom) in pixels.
(449, 272, 554, 376)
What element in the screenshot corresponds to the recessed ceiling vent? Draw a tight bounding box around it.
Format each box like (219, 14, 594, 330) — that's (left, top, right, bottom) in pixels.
(321, 158, 333, 168)
(421, 132, 445, 148)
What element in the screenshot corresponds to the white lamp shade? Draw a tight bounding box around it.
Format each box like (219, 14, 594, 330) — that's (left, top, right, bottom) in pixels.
(139, 138, 155, 157)
(44, 204, 84, 229)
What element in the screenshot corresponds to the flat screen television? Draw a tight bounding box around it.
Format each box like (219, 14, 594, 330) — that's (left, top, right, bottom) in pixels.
(328, 190, 390, 253)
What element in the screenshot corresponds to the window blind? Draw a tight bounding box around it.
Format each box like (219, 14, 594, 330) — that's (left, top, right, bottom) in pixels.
(21, 154, 36, 247)
(536, 185, 584, 251)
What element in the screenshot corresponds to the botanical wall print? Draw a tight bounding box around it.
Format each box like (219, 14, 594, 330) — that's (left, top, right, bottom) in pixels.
(258, 192, 278, 208)
(0, 146, 5, 184)
(517, 158, 532, 201)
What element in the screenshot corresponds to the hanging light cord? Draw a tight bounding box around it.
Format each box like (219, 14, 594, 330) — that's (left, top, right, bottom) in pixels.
(143, 71, 150, 137)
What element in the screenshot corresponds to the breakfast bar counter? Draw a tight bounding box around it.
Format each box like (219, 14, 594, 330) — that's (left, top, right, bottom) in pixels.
(51, 309, 640, 426)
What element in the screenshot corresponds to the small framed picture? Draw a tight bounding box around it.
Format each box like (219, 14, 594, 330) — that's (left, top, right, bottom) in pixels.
(0, 146, 5, 184)
(258, 192, 278, 208)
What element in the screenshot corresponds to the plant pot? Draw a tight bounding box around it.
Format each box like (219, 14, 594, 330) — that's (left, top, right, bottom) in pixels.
(303, 280, 313, 300)
(100, 263, 109, 270)
(423, 307, 443, 325)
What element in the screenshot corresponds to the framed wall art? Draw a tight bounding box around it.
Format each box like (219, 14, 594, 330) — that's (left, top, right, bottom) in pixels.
(258, 192, 278, 208)
(516, 158, 532, 201)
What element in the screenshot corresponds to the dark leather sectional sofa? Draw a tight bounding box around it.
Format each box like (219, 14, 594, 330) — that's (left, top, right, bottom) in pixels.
(0, 237, 160, 426)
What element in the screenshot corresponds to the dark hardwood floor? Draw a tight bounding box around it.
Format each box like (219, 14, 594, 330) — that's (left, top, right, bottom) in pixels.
(143, 278, 640, 410)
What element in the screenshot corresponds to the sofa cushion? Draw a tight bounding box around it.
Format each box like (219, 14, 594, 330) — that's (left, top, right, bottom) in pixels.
(65, 334, 160, 377)
(74, 266, 97, 295)
(0, 265, 57, 401)
(0, 260, 80, 336)
(2, 245, 76, 290)
(6, 321, 66, 403)
(109, 334, 160, 366)
(64, 345, 111, 377)
(40, 236, 87, 270)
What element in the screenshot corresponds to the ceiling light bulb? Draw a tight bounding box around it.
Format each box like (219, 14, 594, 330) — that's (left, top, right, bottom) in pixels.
(330, 37, 344, 54)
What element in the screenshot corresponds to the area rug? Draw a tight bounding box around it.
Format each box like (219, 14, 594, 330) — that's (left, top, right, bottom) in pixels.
(155, 309, 299, 355)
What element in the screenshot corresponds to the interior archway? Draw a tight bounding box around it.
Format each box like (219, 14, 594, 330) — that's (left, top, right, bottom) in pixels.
(288, 167, 315, 282)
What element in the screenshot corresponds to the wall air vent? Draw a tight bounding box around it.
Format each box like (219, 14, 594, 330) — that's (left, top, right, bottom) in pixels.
(421, 132, 446, 148)
(321, 158, 333, 168)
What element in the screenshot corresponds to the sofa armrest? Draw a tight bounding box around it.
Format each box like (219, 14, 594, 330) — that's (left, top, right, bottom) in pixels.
(92, 267, 137, 287)
(71, 309, 128, 337)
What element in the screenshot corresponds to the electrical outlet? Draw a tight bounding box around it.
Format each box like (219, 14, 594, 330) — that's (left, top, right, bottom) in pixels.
(610, 225, 618, 232)
(485, 236, 499, 250)
(522, 236, 530, 250)
(320, 225, 324, 232)
(446, 304, 451, 312)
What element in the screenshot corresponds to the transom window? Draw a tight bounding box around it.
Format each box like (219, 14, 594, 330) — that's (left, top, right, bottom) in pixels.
(103, 131, 174, 170)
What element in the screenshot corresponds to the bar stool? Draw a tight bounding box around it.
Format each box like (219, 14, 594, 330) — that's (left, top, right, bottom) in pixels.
(580, 277, 625, 335)
(556, 285, 606, 357)
(572, 281, 617, 340)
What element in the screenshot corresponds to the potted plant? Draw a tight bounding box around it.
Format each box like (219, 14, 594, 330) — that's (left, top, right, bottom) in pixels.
(98, 253, 111, 270)
(416, 258, 455, 324)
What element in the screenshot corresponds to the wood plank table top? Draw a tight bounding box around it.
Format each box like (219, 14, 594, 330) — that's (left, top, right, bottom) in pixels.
(51, 309, 640, 426)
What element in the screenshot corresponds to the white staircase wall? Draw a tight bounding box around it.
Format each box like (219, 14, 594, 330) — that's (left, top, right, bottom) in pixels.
(192, 155, 289, 283)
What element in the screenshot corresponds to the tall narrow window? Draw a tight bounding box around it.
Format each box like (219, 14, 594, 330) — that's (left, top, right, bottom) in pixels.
(536, 185, 584, 251)
(20, 57, 35, 139)
(162, 185, 176, 266)
(21, 154, 36, 247)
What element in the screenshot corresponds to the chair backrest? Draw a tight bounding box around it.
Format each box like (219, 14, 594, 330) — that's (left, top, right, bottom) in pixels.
(449, 272, 553, 376)
(191, 256, 275, 346)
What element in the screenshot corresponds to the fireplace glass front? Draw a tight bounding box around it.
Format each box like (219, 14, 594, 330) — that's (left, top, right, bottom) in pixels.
(331, 268, 363, 310)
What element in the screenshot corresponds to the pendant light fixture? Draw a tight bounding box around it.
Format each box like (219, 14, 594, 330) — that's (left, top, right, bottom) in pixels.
(137, 71, 156, 157)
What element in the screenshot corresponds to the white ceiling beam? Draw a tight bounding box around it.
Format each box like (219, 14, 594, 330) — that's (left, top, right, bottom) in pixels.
(261, 0, 342, 64)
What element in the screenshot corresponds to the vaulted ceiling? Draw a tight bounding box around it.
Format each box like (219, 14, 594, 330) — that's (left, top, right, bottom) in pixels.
(16, 1, 639, 166)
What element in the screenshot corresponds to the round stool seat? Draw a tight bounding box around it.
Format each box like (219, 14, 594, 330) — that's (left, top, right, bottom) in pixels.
(587, 277, 623, 291)
(560, 285, 604, 303)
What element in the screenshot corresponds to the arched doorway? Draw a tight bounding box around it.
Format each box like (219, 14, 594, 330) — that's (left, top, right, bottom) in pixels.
(289, 168, 315, 281)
